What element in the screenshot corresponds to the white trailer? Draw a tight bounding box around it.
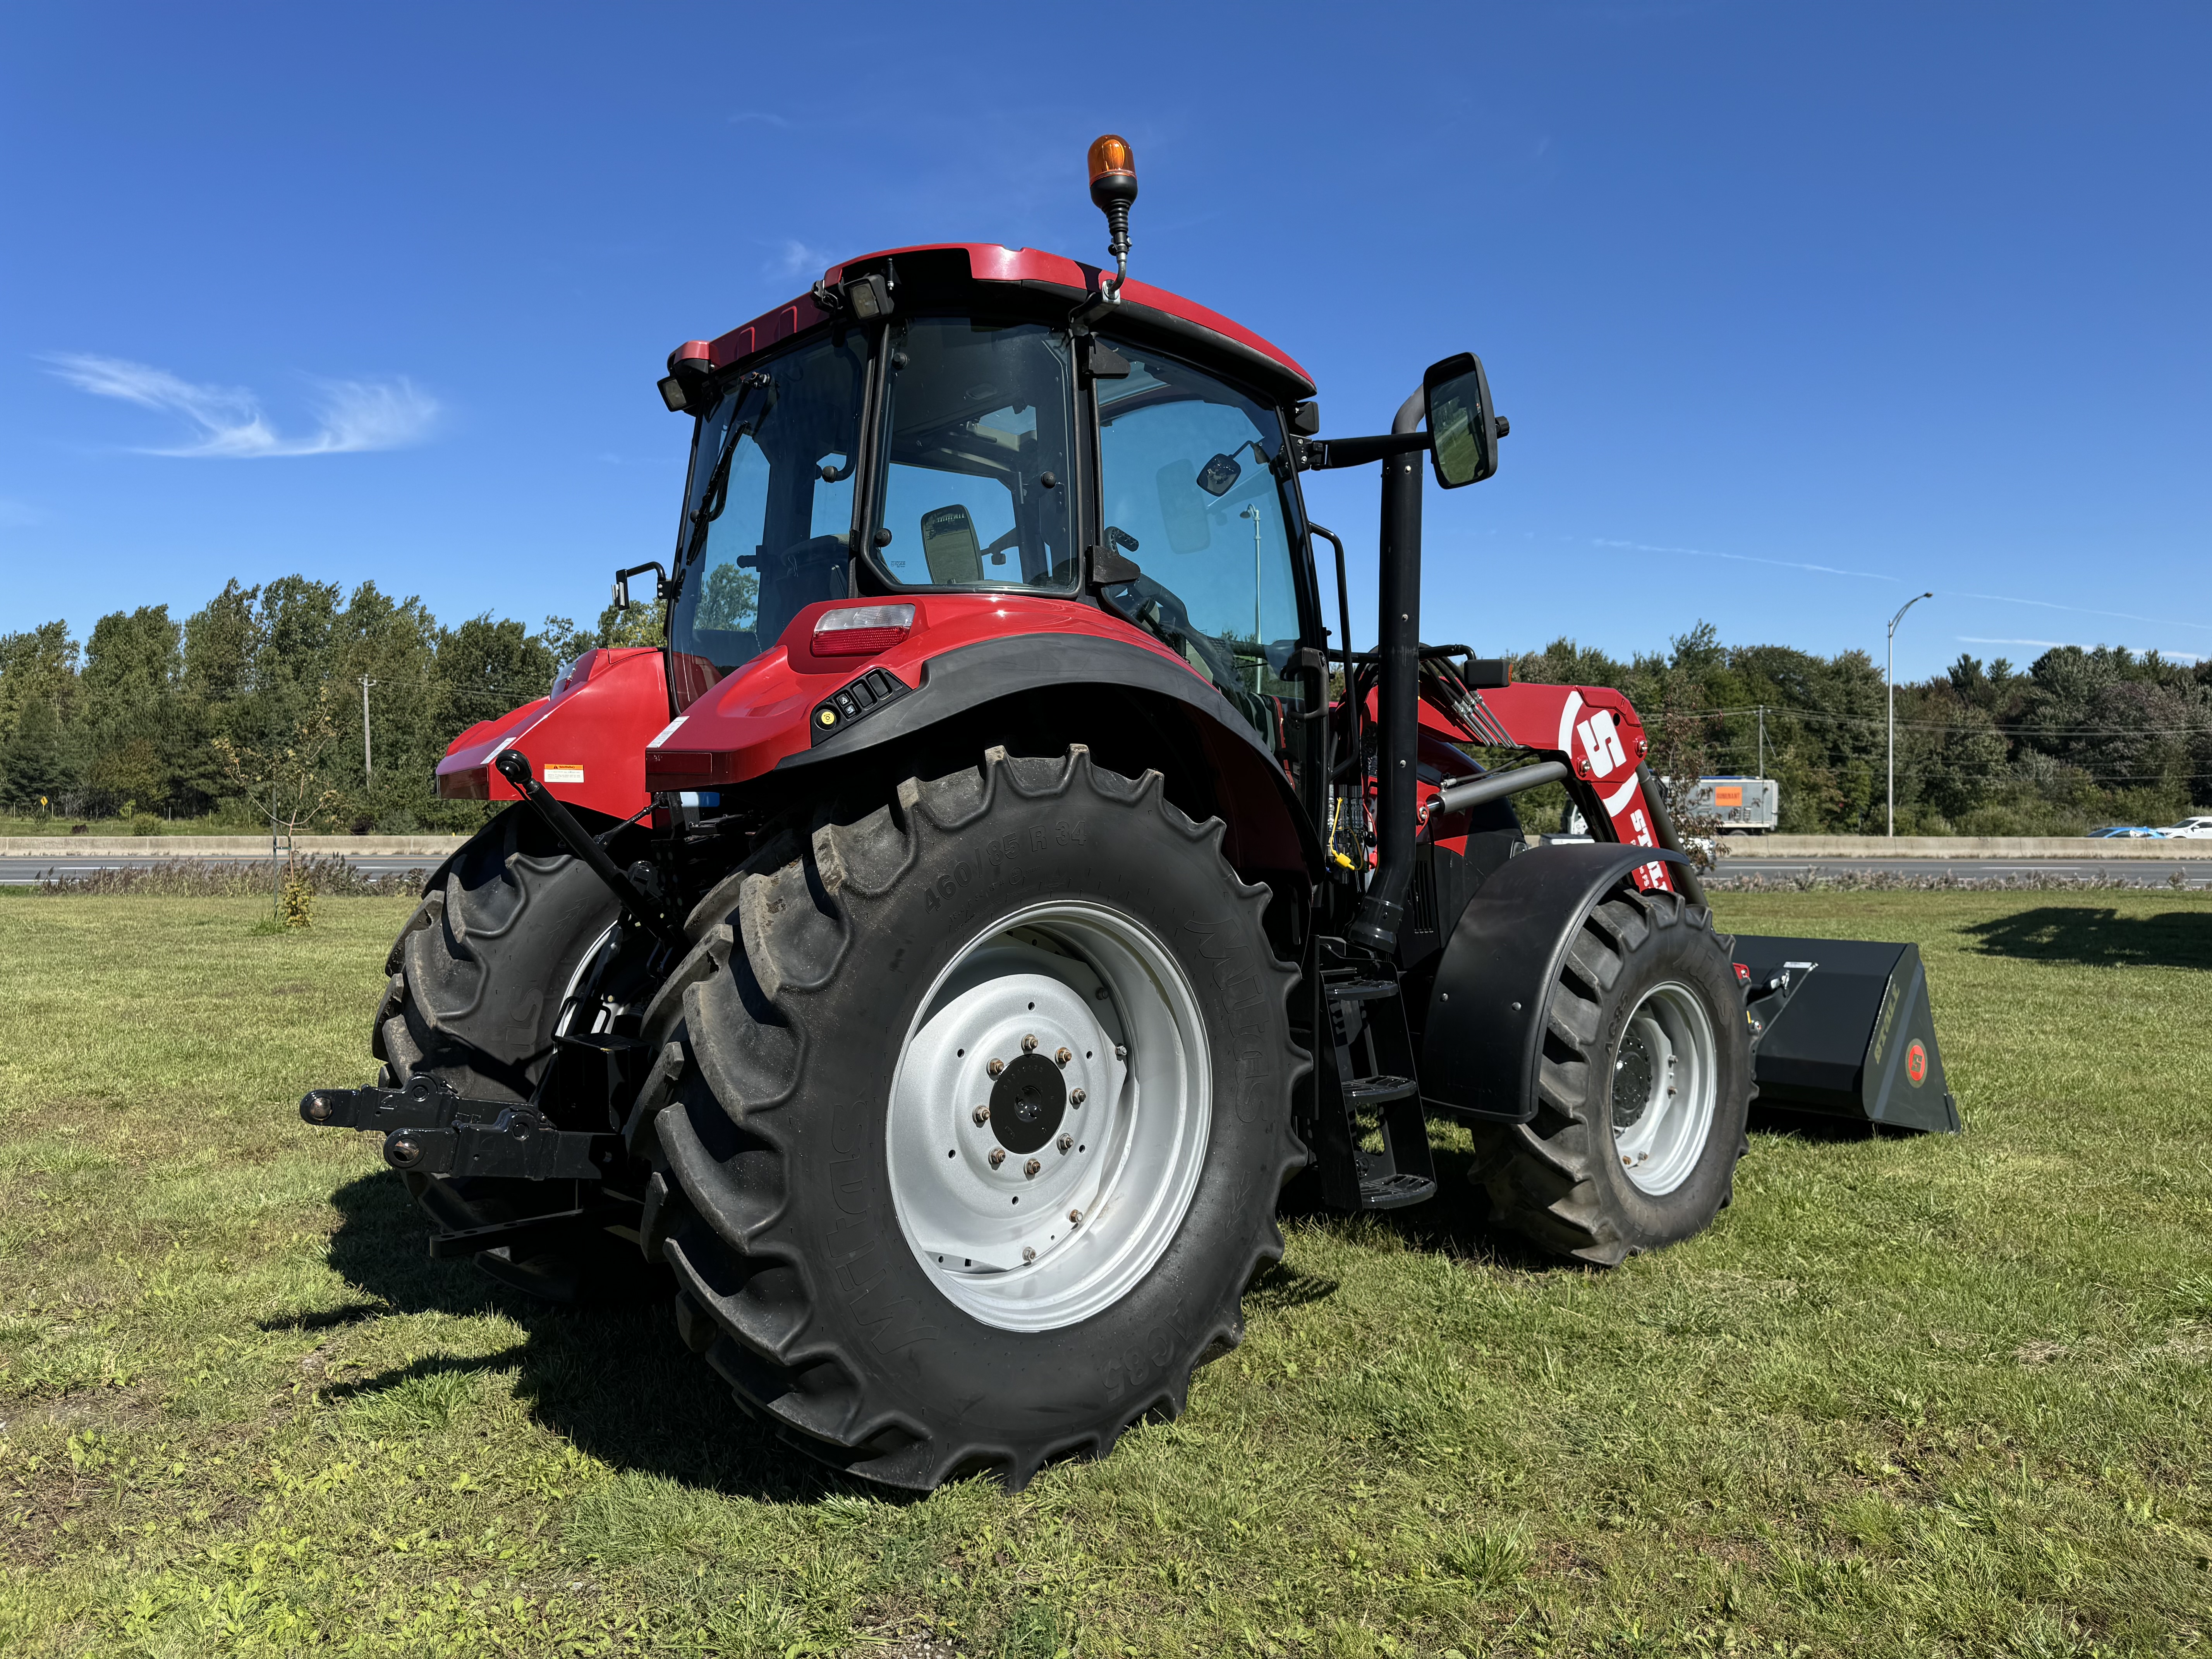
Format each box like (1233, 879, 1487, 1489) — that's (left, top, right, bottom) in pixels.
(1696, 775, 1779, 833)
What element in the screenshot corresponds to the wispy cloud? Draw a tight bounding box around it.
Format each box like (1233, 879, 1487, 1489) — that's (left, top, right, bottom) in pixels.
(1589, 537, 2212, 634)
(1589, 537, 1899, 582)
(769, 239, 833, 279)
(0, 497, 40, 527)
(1947, 590, 2210, 635)
(1958, 635, 2203, 663)
(44, 354, 438, 458)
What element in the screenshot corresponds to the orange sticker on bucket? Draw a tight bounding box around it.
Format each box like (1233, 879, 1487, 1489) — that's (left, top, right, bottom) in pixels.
(1906, 1039, 1928, 1087)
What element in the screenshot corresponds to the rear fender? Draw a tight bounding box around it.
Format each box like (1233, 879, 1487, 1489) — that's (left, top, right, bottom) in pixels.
(436, 646, 668, 821)
(654, 612, 1321, 884)
(792, 628, 1309, 884)
(1418, 842, 1690, 1122)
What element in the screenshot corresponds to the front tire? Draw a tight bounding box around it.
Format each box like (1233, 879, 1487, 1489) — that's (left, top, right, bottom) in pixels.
(643, 745, 1307, 1490)
(372, 805, 629, 1296)
(1471, 883, 1750, 1266)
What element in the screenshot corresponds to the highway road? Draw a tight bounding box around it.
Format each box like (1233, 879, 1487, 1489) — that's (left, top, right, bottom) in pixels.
(1707, 855, 2210, 887)
(0, 854, 445, 886)
(5, 850, 2205, 888)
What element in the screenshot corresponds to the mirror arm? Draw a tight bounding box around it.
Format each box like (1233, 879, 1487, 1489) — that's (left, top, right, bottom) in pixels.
(1297, 431, 1432, 470)
(612, 561, 668, 611)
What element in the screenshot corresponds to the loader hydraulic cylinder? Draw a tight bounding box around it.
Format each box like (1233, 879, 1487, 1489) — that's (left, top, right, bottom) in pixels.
(1348, 386, 1430, 953)
(1429, 759, 1571, 820)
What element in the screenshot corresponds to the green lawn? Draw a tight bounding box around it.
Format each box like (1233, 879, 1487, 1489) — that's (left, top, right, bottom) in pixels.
(2, 892, 2208, 1657)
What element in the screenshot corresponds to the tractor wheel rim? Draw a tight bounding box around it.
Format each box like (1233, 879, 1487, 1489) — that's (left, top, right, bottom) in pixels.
(886, 899, 1211, 1333)
(1609, 979, 1717, 1196)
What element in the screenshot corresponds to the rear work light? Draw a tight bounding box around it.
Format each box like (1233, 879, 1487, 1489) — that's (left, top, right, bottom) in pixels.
(813, 603, 914, 657)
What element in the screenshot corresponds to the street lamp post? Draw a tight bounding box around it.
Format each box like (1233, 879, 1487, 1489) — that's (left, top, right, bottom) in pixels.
(1887, 592, 1934, 838)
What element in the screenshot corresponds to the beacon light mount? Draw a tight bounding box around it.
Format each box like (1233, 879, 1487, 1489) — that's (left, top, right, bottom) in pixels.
(1087, 134, 1138, 304)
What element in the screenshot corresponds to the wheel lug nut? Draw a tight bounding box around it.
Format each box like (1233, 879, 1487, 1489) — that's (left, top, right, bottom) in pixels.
(972, 1104, 990, 1126)
(1024, 1158, 1041, 1178)
(1057, 1133, 1073, 1153)
(989, 1148, 1006, 1168)
(1021, 1034, 1038, 1053)
(1114, 1044, 1127, 1060)
(1070, 1088, 1085, 1107)
(987, 1058, 1005, 1077)
(1055, 1046, 1072, 1066)
(1022, 1245, 1037, 1263)
(1068, 1208, 1083, 1225)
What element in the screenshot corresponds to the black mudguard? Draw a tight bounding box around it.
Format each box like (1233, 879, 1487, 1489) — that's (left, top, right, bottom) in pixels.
(1417, 843, 1692, 1123)
(1730, 935, 1960, 1132)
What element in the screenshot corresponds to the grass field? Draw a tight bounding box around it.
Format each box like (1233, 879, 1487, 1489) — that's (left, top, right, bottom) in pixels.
(1, 891, 2208, 1657)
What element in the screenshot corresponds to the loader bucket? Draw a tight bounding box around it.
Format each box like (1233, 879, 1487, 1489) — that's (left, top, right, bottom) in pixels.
(1729, 935, 1960, 1133)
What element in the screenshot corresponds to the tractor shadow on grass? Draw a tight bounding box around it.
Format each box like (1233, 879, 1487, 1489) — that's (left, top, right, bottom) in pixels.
(299, 1167, 906, 1503)
(1964, 906, 2212, 970)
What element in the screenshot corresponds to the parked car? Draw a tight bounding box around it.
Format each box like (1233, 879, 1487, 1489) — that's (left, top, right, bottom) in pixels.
(2160, 815, 2212, 840)
(2089, 826, 2171, 838)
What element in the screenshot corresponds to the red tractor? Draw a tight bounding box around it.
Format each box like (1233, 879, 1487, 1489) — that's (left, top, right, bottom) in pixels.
(303, 137, 1956, 1491)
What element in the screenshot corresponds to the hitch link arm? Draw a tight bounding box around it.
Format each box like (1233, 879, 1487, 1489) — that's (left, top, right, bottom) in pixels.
(493, 748, 691, 955)
(300, 1075, 621, 1182)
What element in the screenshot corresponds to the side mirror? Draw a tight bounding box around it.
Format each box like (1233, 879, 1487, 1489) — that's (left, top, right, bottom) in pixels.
(1422, 352, 1503, 488)
(613, 562, 668, 611)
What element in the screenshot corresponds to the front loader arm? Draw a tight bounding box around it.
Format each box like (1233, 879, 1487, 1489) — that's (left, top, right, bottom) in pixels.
(1411, 675, 1680, 896)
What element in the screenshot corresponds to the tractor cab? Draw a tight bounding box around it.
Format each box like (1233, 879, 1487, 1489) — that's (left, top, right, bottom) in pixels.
(653, 244, 1325, 771)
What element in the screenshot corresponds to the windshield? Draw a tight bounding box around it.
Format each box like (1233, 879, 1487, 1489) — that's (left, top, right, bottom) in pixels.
(865, 317, 1079, 592)
(1093, 345, 1307, 747)
(668, 330, 869, 711)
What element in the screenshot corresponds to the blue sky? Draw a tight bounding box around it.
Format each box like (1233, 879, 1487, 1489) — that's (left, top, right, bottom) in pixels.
(3, 2, 2205, 680)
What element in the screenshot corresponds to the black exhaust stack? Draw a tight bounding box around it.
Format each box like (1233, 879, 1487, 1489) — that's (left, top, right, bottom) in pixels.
(1346, 387, 1430, 954)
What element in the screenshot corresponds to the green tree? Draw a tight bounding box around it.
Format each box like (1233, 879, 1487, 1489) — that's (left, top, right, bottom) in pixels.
(2, 696, 69, 814)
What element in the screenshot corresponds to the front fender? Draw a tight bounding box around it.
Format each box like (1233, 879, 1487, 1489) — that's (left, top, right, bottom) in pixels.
(1419, 843, 1691, 1122)
(436, 646, 667, 820)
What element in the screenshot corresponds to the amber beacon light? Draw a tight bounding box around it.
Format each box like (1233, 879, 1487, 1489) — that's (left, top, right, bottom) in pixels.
(1087, 134, 1138, 300)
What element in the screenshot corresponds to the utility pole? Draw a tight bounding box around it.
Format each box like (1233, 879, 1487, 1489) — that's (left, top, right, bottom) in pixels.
(1241, 505, 1264, 690)
(1757, 706, 1765, 778)
(359, 676, 375, 784)
(1887, 593, 1933, 838)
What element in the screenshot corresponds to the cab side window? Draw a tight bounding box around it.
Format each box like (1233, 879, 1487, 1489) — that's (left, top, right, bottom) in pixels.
(869, 318, 1079, 591)
(1094, 348, 1307, 745)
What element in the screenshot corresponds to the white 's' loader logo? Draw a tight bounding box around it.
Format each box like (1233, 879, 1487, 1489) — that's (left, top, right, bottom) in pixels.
(1577, 710, 1629, 778)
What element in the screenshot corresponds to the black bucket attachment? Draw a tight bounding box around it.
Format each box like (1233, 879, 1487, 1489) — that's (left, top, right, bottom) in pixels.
(1728, 935, 1960, 1133)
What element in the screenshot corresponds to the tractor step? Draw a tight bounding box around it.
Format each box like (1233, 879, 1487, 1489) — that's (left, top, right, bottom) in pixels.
(1326, 978, 1401, 1003)
(1310, 942, 1438, 1213)
(1358, 1171, 1439, 1210)
(1343, 1073, 1419, 1107)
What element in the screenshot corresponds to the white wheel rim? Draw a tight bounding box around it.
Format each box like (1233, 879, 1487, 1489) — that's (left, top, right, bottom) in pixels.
(886, 900, 1212, 1333)
(1609, 980, 1718, 1196)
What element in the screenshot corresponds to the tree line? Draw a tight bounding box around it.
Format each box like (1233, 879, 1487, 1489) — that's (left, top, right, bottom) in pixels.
(0, 579, 2203, 835)
(1513, 622, 2212, 835)
(0, 577, 657, 832)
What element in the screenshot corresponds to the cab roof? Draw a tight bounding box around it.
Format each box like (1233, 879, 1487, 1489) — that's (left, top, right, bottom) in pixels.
(670, 242, 1316, 403)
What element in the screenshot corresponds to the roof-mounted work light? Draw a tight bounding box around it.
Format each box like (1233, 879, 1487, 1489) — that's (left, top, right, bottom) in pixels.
(657, 342, 714, 413)
(1087, 134, 1138, 302)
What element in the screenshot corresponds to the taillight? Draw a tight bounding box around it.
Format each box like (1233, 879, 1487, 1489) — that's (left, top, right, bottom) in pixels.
(813, 603, 915, 657)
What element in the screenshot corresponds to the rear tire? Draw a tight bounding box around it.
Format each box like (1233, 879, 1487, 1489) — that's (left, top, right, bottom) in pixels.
(1470, 883, 1750, 1266)
(641, 745, 1307, 1490)
(372, 805, 628, 1293)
